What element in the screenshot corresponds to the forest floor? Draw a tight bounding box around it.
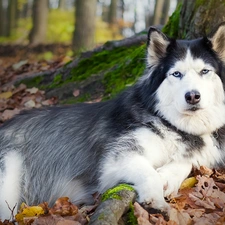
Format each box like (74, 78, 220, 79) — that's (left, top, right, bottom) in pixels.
(1, 44, 225, 225)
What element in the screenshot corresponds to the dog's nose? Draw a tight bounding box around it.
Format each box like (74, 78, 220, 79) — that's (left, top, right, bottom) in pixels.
(185, 90, 201, 105)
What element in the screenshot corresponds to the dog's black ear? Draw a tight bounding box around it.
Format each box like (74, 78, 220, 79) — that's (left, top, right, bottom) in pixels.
(209, 22, 225, 62)
(147, 27, 170, 67)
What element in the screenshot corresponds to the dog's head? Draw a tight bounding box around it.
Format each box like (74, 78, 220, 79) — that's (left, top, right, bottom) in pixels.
(141, 23, 225, 135)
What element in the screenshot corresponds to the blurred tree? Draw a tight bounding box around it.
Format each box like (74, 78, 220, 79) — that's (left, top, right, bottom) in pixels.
(161, 0, 170, 25)
(7, 0, 18, 36)
(108, 0, 117, 25)
(19, 0, 33, 19)
(58, 0, 66, 10)
(0, 0, 18, 37)
(0, 0, 3, 36)
(72, 0, 97, 53)
(29, 0, 49, 45)
(152, 0, 164, 25)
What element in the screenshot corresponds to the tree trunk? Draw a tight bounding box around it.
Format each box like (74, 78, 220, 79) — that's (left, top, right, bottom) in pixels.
(152, 0, 164, 25)
(179, 0, 225, 39)
(108, 0, 117, 25)
(0, 0, 8, 37)
(161, 0, 170, 25)
(7, 0, 18, 36)
(58, 0, 66, 10)
(0, 0, 3, 36)
(29, 0, 49, 45)
(72, 0, 97, 53)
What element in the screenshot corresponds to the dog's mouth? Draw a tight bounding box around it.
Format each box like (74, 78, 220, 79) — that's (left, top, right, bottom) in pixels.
(187, 106, 201, 111)
(182, 105, 202, 114)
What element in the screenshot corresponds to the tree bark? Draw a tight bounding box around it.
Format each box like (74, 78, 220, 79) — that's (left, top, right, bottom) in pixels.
(152, 0, 164, 25)
(58, 0, 66, 10)
(0, 0, 3, 36)
(179, 0, 225, 39)
(72, 0, 97, 53)
(29, 0, 49, 45)
(0, 0, 8, 37)
(161, 0, 170, 25)
(7, 0, 18, 36)
(108, 0, 117, 25)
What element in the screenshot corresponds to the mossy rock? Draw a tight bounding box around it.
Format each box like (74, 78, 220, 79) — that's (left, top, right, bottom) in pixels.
(17, 42, 146, 103)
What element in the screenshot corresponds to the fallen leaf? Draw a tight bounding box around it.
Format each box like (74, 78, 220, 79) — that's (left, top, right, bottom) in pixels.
(180, 177, 197, 190)
(24, 100, 35, 108)
(49, 197, 78, 216)
(12, 60, 28, 70)
(133, 202, 152, 225)
(1, 108, 20, 121)
(26, 87, 39, 94)
(169, 208, 191, 225)
(15, 205, 44, 224)
(0, 92, 12, 99)
(73, 89, 80, 97)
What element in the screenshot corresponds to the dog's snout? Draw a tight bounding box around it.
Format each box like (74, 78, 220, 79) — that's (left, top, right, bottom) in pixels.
(185, 90, 201, 105)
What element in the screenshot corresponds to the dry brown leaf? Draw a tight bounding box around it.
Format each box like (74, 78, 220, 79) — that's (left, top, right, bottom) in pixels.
(73, 89, 80, 97)
(1, 108, 20, 121)
(199, 166, 214, 177)
(49, 197, 78, 216)
(169, 208, 191, 225)
(133, 202, 152, 225)
(32, 215, 81, 225)
(193, 213, 220, 225)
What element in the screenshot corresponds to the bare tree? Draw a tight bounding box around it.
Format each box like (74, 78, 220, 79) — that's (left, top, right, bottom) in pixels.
(152, 0, 164, 25)
(7, 0, 18, 36)
(161, 0, 170, 25)
(72, 0, 97, 53)
(58, 0, 66, 10)
(29, 0, 49, 45)
(108, 0, 117, 25)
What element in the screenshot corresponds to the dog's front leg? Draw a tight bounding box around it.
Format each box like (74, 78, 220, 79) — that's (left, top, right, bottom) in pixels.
(100, 154, 169, 211)
(156, 161, 192, 197)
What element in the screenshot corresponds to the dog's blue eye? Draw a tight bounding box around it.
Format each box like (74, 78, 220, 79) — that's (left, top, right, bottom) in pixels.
(201, 69, 210, 75)
(171, 71, 182, 78)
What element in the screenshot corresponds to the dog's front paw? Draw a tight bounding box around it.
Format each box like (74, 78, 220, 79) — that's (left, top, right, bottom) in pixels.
(158, 171, 182, 198)
(135, 182, 170, 212)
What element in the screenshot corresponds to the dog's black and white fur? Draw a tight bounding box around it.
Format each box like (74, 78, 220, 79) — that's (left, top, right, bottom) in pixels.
(1, 23, 225, 220)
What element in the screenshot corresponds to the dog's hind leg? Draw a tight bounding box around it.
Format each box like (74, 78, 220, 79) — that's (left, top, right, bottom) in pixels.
(0, 151, 23, 220)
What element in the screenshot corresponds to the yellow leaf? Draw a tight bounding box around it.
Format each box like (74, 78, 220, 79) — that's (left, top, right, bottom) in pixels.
(0, 91, 12, 99)
(15, 205, 45, 223)
(180, 177, 197, 190)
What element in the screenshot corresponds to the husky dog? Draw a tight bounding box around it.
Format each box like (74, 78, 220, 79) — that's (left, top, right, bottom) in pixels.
(1, 23, 225, 220)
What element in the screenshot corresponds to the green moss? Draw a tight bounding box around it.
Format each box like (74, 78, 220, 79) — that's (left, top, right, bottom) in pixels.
(17, 75, 44, 88)
(195, 0, 205, 9)
(17, 43, 146, 102)
(103, 44, 146, 99)
(162, 3, 182, 38)
(127, 203, 138, 225)
(59, 93, 91, 104)
(98, 213, 105, 220)
(47, 73, 63, 89)
(67, 46, 142, 83)
(101, 184, 135, 202)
